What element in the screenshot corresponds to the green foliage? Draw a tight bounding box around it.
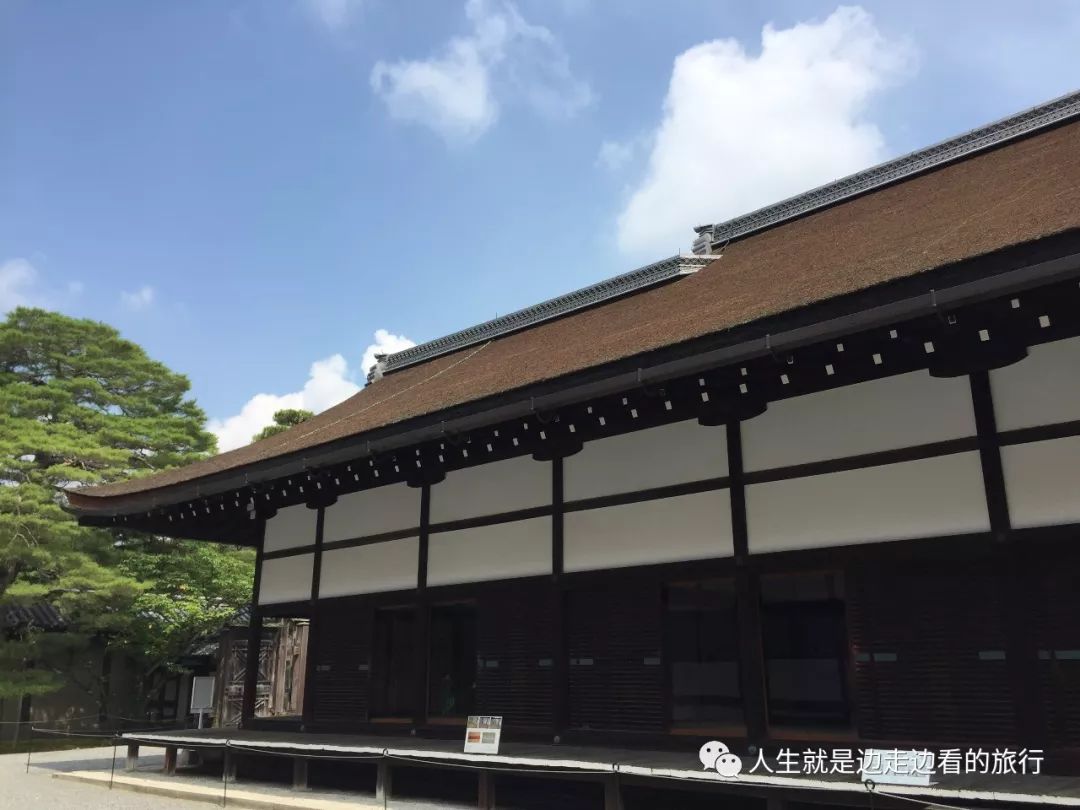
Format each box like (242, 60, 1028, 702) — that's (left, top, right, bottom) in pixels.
(0, 637, 63, 697)
(0, 734, 112, 755)
(116, 539, 254, 670)
(0, 307, 252, 707)
(252, 407, 314, 442)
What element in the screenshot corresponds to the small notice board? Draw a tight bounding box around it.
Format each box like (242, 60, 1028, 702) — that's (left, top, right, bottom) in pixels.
(190, 676, 215, 713)
(190, 675, 216, 729)
(464, 715, 502, 755)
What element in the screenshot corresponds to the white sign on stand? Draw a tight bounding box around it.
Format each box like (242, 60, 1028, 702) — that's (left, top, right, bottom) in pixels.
(464, 715, 502, 755)
(190, 675, 215, 729)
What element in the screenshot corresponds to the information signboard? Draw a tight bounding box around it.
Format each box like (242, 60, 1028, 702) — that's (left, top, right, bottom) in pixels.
(464, 715, 502, 755)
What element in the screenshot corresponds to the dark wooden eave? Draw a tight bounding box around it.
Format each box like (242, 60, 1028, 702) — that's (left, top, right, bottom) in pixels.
(63, 114, 1080, 515)
(67, 230, 1080, 541)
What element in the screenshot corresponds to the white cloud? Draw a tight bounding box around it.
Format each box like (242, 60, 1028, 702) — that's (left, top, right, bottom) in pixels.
(208, 355, 358, 452)
(596, 139, 637, 172)
(303, 0, 364, 30)
(0, 258, 84, 314)
(208, 329, 415, 453)
(121, 285, 156, 311)
(0, 258, 39, 313)
(613, 6, 914, 258)
(370, 0, 591, 143)
(361, 328, 416, 378)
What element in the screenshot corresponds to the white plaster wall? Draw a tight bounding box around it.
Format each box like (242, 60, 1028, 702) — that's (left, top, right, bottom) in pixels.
(990, 337, 1080, 431)
(745, 452, 989, 553)
(257, 554, 313, 605)
(323, 482, 421, 543)
(1002, 436, 1080, 527)
(319, 537, 420, 597)
(565, 419, 728, 501)
(741, 371, 975, 472)
(263, 504, 318, 553)
(564, 490, 733, 573)
(431, 455, 551, 523)
(427, 518, 552, 587)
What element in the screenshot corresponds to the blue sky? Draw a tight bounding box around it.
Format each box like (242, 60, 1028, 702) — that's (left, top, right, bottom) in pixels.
(4, 0, 1079, 450)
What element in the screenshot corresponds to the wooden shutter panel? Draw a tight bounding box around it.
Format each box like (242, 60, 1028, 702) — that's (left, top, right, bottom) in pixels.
(311, 598, 371, 724)
(1033, 555, 1080, 748)
(567, 583, 664, 732)
(475, 581, 554, 730)
(850, 561, 1015, 744)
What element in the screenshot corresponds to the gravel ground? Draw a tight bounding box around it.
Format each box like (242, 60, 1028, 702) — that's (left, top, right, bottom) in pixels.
(5, 745, 476, 809)
(3, 745, 187, 809)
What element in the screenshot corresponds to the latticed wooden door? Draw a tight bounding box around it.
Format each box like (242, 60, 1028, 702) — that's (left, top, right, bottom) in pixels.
(567, 583, 665, 732)
(310, 599, 372, 724)
(849, 560, 1016, 745)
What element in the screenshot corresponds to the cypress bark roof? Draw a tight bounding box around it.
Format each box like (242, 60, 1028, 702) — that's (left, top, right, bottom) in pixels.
(69, 110, 1080, 510)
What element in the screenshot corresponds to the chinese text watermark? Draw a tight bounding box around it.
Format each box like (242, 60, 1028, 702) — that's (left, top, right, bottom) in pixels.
(699, 741, 1044, 780)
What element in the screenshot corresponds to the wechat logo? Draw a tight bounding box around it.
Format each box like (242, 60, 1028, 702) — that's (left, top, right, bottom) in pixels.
(698, 741, 743, 778)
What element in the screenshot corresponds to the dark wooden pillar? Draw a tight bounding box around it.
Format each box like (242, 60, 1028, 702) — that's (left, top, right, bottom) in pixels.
(603, 774, 623, 810)
(551, 457, 569, 741)
(728, 421, 769, 746)
(301, 506, 326, 728)
(735, 569, 768, 745)
(241, 521, 266, 728)
(413, 485, 432, 727)
(11, 694, 29, 749)
(376, 759, 393, 802)
(478, 770, 496, 809)
(292, 756, 309, 790)
(163, 746, 178, 776)
(124, 744, 139, 771)
(223, 748, 238, 783)
(970, 371, 1045, 745)
(970, 372, 1010, 540)
(1003, 546, 1045, 746)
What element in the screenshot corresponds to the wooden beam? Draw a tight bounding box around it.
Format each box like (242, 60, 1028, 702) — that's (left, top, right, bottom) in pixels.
(124, 744, 139, 772)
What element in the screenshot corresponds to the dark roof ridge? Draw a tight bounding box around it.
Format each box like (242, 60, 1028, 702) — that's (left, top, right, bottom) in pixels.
(382, 254, 713, 374)
(693, 89, 1080, 252)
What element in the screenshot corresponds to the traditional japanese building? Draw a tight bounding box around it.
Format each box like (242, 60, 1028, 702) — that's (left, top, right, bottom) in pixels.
(68, 91, 1080, 808)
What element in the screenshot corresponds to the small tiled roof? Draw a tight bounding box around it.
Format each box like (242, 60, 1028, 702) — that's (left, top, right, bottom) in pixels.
(4, 604, 66, 631)
(69, 107, 1080, 511)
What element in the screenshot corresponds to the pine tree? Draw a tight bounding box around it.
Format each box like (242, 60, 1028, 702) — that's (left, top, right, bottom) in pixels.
(0, 307, 251, 709)
(252, 408, 314, 442)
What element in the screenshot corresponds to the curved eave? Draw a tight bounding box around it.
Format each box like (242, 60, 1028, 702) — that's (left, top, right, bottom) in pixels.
(67, 240, 1080, 529)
